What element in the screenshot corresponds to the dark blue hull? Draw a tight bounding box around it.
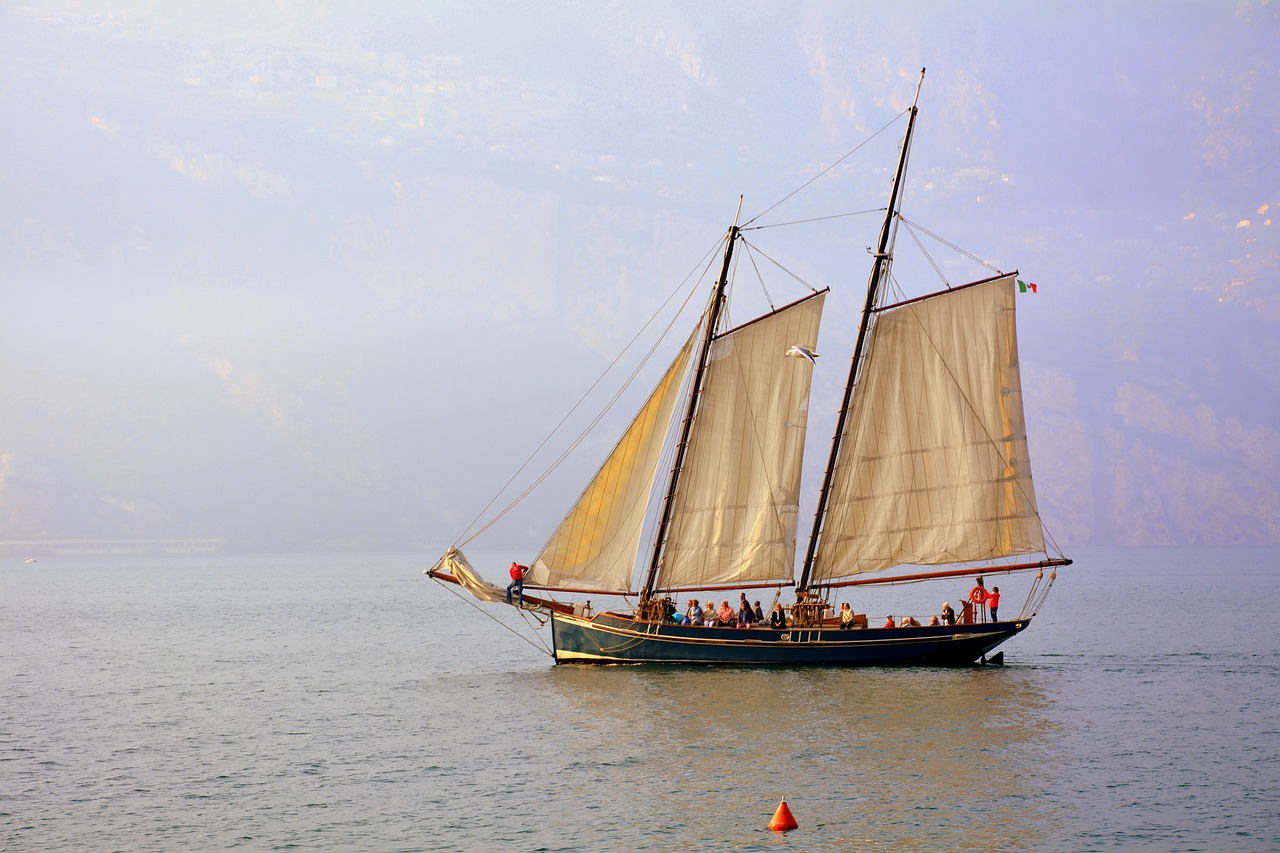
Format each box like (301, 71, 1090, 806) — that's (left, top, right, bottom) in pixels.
(550, 612, 1028, 665)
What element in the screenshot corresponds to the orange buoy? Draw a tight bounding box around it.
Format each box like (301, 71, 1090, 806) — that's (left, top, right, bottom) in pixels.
(768, 798, 798, 832)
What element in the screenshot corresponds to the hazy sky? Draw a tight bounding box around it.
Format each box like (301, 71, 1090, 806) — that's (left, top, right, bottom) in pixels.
(2, 1, 1277, 553)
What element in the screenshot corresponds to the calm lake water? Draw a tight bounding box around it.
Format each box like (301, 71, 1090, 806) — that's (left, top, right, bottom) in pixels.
(3, 548, 1277, 851)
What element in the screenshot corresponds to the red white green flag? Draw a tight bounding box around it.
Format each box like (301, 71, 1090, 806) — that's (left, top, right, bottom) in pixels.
(1018, 279, 1038, 294)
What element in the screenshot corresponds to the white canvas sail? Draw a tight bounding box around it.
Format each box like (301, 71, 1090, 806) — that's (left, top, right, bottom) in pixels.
(656, 292, 826, 590)
(810, 276, 1044, 582)
(433, 547, 507, 602)
(530, 331, 698, 593)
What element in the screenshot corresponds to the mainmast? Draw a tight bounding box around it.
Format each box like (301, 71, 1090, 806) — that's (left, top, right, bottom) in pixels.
(798, 68, 925, 593)
(640, 200, 743, 607)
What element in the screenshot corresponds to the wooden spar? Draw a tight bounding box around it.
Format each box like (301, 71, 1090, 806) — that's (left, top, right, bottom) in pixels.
(425, 568, 575, 614)
(819, 557, 1072, 589)
(652, 580, 795, 595)
(641, 199, 743, 603)
(877, 270, 1016, 313)
(799, 67, 926, 592)
(517, 579, 793, 597)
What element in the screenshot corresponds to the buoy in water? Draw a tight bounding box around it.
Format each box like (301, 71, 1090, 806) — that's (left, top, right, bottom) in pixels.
(768, 798, 798, 832)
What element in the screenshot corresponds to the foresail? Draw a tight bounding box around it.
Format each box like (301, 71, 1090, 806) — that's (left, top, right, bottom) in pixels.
(657, 291, 826, 590)
(811, 276, 1044, 582)
(530, 330, 698, 593)
(435, 547, 507, 603)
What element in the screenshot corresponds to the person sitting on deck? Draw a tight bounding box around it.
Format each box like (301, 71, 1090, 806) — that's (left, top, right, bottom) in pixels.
(940, 602, 956, 625)
(898, 616, 920, 627)
(769, 602, 787, 630)
(753, 601, 766, 623)
(686, 599, 703, 625)
(704, 601, 718, 627)
(737, 599, 755, 628)
(717, 600, 736, 627)
(929, 615, 940, 626)
(839, 602, 856, 630)
(661, 597, 679, 623)
(884, 615, 896, 628)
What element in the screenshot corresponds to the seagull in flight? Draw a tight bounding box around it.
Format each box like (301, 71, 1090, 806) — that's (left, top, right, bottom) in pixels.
(785, 345, 819, 364)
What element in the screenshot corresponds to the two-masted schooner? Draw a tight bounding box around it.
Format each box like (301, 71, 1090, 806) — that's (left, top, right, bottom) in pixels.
(428, 70, 1070, 665)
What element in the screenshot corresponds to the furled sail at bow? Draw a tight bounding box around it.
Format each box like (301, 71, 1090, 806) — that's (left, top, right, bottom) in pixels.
(656, 291, 826, 590)
(809, 275, 1044, 583)
(529, 330, 698, 593)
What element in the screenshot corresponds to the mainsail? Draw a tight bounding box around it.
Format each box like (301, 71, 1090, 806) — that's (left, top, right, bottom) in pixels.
(809, 274, 1045, 584)
(656, 292, 826, 591)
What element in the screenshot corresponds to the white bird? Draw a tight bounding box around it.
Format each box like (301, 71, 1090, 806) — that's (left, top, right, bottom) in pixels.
(785, 345, 819, 364)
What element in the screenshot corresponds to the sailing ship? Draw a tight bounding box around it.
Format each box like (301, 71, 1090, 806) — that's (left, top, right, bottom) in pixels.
(428, 70, 1070, 665)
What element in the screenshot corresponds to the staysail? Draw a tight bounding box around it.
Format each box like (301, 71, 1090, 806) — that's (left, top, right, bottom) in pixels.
(809, 275, 1044, 584)
(656, 292, 826, 591)
(530, 330, 698, 593)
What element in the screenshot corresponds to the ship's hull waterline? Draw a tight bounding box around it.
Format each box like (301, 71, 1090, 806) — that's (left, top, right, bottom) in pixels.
(550, 611, 1028, 666)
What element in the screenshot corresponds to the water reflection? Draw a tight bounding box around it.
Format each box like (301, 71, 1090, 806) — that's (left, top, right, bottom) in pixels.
(483, 665, 1069, 851)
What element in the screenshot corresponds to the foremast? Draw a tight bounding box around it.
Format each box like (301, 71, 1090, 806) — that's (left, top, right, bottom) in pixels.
(798, 68, 925, 597)
(638, 201, 743, 617)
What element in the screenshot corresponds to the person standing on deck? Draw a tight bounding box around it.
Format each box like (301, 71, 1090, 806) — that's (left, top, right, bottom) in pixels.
(988, 586, 1001, 621)
(506, 562, 529, 606)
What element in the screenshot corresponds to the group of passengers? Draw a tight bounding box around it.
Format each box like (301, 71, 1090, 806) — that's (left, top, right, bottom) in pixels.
(879, 580, 1001, 628)
(663, 593, 815, 630)
(670, 593, 770, 628)
(657, 579, 1001, 630)
(664, 594, 860, 631)
(880, 600, 959, 628)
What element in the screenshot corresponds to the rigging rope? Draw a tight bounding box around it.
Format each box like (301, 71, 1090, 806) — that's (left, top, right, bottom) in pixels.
(456, 242, 719, 547)
(431, 577, 555, 659)
(737, 236, 824, 297)
(898, 216, 1002, 275)
(901, 217, 951, 288)
(742, 112, 908, 228)
(742, 208, 883, 233)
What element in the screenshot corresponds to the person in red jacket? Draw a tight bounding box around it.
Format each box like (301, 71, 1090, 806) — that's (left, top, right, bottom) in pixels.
(506, 562, 529, 606)
(988, 585, 1001, 621)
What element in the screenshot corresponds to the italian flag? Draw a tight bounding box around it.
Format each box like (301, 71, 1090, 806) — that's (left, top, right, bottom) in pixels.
(1018, 279, 1038, 294)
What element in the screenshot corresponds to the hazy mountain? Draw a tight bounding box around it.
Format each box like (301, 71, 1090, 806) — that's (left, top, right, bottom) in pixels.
(2, 1, 1277, 552)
